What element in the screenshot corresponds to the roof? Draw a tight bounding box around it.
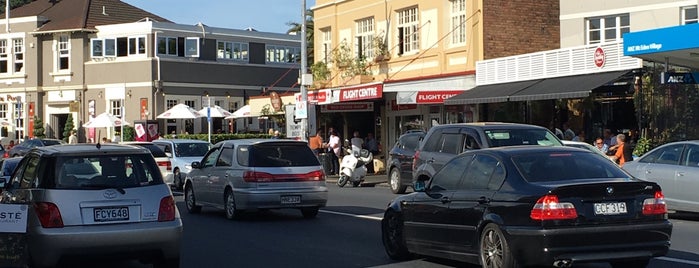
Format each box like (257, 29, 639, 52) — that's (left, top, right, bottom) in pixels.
(152, 139, 211, 144)
(431, 122, 550, 130)
(7, 0, 171, 33)
(34, 144, 151, 156)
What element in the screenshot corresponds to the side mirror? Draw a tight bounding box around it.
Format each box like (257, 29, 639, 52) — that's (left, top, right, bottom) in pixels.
(413, 180, 426, 192)
(191, 161, 201, 169)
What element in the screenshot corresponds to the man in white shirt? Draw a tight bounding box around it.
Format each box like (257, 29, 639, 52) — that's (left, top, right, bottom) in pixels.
(327, 130, 341, 175)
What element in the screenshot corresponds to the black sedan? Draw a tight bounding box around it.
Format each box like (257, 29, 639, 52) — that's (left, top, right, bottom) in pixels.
(387, 131, 424, 194)
(382, 146, 672, 268)
(8, 138, 65, 157)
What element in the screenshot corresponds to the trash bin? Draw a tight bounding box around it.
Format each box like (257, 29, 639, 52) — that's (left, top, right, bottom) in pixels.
(318, 153, 332, 175)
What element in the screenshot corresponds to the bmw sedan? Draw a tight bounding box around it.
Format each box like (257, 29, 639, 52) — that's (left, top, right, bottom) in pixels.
(382, 146, 672, 268)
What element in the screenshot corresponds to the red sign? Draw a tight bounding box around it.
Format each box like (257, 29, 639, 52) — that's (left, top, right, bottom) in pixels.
(391, 100, 417, 111)
(295, 89, 330, 104)
(594, 47, 606, 68)
(140, 98, 148, 120)
(339, 83, 383, 102)
(416, 91, 462, 104)
(28, 102, 34, 138)
(321, 102, 374, 113)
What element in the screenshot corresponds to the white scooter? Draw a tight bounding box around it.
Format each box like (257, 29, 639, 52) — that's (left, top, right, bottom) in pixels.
(337, 148, 373, 187)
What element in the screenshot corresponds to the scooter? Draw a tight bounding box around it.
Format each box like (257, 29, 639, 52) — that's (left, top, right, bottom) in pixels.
(337, 148, 373, 187)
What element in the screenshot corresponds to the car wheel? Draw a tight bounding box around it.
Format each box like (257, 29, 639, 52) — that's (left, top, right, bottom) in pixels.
(153, 257, 180, 268)
(337, 174, 349, 187)
(173, 168, 183, 190)
(224, 189, 240, 220)
(610, 259, 650, 268)
(184, 184, 201, 214)
(301, 207, 319, 219)
(381, 210, 411, 261)
(480, 223, 519, 268)
(389, 168, 407, 194)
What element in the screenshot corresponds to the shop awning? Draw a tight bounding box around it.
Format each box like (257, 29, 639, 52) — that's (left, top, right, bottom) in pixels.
(508, 71, 630, 102)
(444, 79, 542, 105)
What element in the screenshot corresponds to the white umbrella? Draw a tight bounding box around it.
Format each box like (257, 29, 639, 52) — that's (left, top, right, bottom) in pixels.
(224, 105, 255, 119)
(157, 103, 205, 119)
(82, 112, 131, 128)
(198, 105, 232, 118)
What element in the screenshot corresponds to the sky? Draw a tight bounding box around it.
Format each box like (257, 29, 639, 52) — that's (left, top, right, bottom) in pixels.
(122, 0, 316, 34)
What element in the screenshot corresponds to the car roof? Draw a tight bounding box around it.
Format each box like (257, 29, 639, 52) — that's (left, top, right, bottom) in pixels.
(152, 139, 210, 144)
(30, 144, 152, 156)
(474, 145, 590, 156)
(215, 139, 309, 147)
(431, 122, 550, 131)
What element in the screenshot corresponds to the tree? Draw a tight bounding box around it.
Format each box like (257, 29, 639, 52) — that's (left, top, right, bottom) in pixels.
(286, 9, 314, 64)
(63, 114, 74, 142)
(33, 115, 45, 138)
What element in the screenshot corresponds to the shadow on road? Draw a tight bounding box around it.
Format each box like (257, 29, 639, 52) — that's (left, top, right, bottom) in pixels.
(324, 205, 386, 216)
(669, 211, 699, 221)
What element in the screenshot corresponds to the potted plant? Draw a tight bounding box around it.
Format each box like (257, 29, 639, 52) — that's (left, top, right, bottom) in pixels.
(372, 33, 390, 63)
(310, 61, 331, 88)
(331, 39, 353, 68)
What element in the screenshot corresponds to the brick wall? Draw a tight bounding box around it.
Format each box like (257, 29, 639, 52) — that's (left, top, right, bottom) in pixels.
(482, 0, 560, 59)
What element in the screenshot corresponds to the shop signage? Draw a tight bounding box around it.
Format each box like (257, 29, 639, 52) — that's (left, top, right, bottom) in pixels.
(339, 83, 383, 102)
(295, 89, 332, 105)
(661, 72, 699, 84)
(594, 47, 606, 68)
(321, 102, 374, 113)
(398, 91, 463, 104)
(269, 92, 283, 112)
(391, 100, 417, 111)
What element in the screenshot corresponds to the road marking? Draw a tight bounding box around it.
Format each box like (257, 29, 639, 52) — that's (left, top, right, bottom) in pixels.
(320, 210, 383, 221)
(657, 257, 699, 266)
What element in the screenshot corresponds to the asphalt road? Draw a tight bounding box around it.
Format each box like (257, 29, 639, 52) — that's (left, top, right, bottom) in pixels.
(81, 175, 699, 268)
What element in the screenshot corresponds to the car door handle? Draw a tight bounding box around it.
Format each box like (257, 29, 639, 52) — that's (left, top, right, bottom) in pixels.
(677, 172, 685, 177)
(441, 196, 451, 204)
(478, 196, 491, 204)
(645, 169, 652, 174)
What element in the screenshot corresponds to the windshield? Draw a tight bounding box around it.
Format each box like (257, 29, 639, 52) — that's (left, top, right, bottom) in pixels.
(42, 139, 65, 146)
(512, 151, 627, 183)
(52, 154, 163, 189)
(484, 129, 562, 147)
(175, 143, 210, 157)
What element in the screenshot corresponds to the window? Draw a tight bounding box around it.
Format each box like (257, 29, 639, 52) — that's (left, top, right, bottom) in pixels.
(355, 17, 374, 60)
(461, 155, 499, 190)
(586, 14, 629, 44)
(185, 37, 199, 58)
(216, 148, 234, 167)
(184, 100, 195, 109)
(450, 0, 466, 44)
(201, 147, 221, 168)
(0, 103, 6, 118)
(105, 38, 116, 57)
(683, 145, 699, 167)
(397, 7, 419, 55)
(0, 40, 7, 73)
(321, 28, 331, 63)
(58, 34, 70, 70)
(266, 45, 301, 63)
(682, 6, 698, 25)
(157, 37, 178, 56)
(166, 100, 178, 109)
(110, 100, 123, 118)
(639, 144, 684, 164)
(13, 38, 23, 73)
(128, 36, 146, 55)
(439, 133, 463, 154)
(429, 155, 470, 191)
(217, 41, 249, 61)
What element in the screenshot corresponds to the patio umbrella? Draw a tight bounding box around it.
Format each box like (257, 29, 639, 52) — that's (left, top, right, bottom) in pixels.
(0, 118, 14, 127)
(156, 103, 205, 119)
(224, 105, 255, 119)
(82, 112, 131, 128)
(198, 105, 232, 118)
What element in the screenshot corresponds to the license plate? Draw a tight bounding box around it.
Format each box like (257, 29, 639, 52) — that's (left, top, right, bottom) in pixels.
(94, 207, 129, 222)
(280, 195, 301, 204)
(594, 202, 627, 215)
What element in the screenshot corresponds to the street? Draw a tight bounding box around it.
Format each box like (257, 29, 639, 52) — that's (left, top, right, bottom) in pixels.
(171, 177, 699, 268)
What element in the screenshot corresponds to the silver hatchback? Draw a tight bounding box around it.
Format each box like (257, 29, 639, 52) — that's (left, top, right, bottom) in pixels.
(1, 144, 182, 267)
(185, 139, 328, 219)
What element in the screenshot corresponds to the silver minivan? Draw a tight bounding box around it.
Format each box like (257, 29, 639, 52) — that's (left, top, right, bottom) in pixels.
(184, 139, 328, 219)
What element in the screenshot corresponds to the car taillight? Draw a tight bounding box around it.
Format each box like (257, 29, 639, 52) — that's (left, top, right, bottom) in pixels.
(412, 151, 420, 171)
(530, 195, 578, 220)
(158, 196, 176, 222)
(158, 161, 172, 171)
(2, 152, 7, 158)
(642, 191, 667, 215)
(34, 202, 64, 228)
(243, 170, 325, 182)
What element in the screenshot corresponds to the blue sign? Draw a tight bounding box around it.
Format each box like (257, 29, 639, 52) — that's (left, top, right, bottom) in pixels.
(624, 23, 699, 56)
(661, 72, 699, 84)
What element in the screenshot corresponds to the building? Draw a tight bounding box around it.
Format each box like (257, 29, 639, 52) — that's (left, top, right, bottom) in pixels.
(311, 0, 559, 149)
(0, 0, 300, 142)
(447, 1, 699, 142)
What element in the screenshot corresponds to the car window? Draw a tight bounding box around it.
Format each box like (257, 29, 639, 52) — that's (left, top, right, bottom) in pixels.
(485, 129, 561, 147)
(132, 144, 167, 157)
(41, 140, 63, 146)
(1, 160, 19, 176)
(422, 128, 444, 152)
(156, 143, 170, 154)
(249, 143, 319, 167)
(429, 155, 471, 192)
(463, 134, 481, 151)
(639, 144, 683, 165)
(683, 144, 699, 167)
(439, 133, 463, 154)
(402, 134, 422, 150)
(19, 156, 40, 188)
(237, 145, 250, 166)
(201, 147, 221, 168)
(175, 142, 210, 157)
(54, 154, 162, 189)
(217, 148, 234, 167)
(513, 151, 626, 183)
(461, 154, 501, 190)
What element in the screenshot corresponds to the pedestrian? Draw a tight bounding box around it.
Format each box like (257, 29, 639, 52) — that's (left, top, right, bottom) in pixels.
(603, 128, 617, 147)
(562, 122, 575, 141)
(572, 130, 585, 142)
(364, 132, 379, 173)
(609, 134, 632, 167)
(68, 130, 78, 144)
(271, 130, 281, 139)
(6, 140, 14, 151)
(308, 129, 324, 156)
(350, 131, 363, 155)
(594, 137, 608, 154)
(327, 130, 341, 175)
(101, 137, 109, 144)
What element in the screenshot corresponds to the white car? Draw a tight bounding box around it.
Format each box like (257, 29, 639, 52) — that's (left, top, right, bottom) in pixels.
(562, 140, 613, 162)
(153, 139, 211, 190)
(121, 142, 174, 187)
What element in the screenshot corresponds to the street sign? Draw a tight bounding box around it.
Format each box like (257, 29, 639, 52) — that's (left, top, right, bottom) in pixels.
(661, 72, 699, 84)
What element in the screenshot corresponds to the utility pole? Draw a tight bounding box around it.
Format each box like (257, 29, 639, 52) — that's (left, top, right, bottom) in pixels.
(299, 0, 309, 141)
